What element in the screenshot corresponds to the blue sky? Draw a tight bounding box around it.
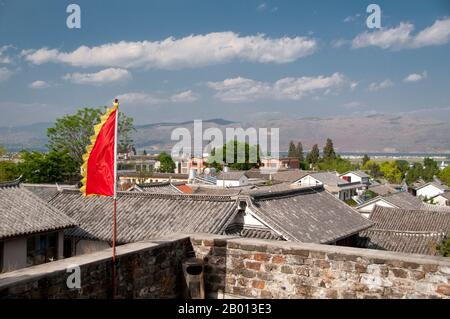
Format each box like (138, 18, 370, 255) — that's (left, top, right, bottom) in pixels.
(0, 0, 449, 126)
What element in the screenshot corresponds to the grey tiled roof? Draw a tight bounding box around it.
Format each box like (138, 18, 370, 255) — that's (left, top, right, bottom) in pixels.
(131, 182, 183, 194)
(247, 186, 373, 244)
(357, 206, 450, 255)
(23, 183, 78, 202)
(271, 170, 309, 183)
(357, 230, 446, 256)
(0, 181, 77, 240)
(415, 182, 448, 192)
(357, 191, 424, 210)
(217, 171, 248, 181)
(368, 184, 397, 196)
(48, 190, 239, 244)
(224, 224, 283, 241)
(309, 172, 349, 186)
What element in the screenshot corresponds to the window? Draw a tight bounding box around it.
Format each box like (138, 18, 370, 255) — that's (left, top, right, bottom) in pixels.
(26, 232, 59, 266)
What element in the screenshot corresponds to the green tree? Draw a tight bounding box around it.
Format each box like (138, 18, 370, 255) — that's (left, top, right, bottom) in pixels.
(47, 107, 135, 166)
(306, 144, 320, 165)
(208, 140, 260, 171)
(395, 160, 410, 177)
(362, 154, 370, 166)
(47, 107, 104, 166)
(0, 161, 19, 182)
(287, 141, 297, 158)
(296, 142, 304, 162)
(18, 150, 78, 183)
(157, 152, 176, 173)
(380, 161, 403, 184)
(439, 166, 450, 186)
(362, 160, 382, 178)
(0, 146, 6, 157)
(322, 138, 336, 161)
(422, 157, 439, 182)
(118, 112, 136, 154)
(406, 162, 424, 185)
(318, 156, 356, 174)
(436, 237, 450, 257)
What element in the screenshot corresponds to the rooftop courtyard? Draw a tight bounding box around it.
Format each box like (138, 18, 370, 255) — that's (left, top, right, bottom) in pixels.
(0, 233, 449, 299)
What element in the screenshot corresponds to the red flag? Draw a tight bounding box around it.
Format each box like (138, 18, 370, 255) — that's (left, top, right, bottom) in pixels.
(80, 101, 118, 197)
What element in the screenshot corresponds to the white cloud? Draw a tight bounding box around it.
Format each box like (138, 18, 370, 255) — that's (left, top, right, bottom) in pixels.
(207, 73, 353, 102)
(0, 45, 13, 64)
(23, 32, 317, 69)
(116, 92, 164, 105)
(412, 18, 450, 47)
(257, 3, 267, 11)
(117, 90, 200, 105)
(368, 79, 394, 91)
(0, 67, 13, 82)
(403, 71, 427, 83)
(170, 90, 199, 103)
(63, 68, 131, 85)
(352, 18, 450, 50)
(29, 80, 51, 89)
(343, 14, 361, 23)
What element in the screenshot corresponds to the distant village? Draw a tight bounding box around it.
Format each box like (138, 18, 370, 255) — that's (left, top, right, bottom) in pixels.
(1, 136, 449, 278)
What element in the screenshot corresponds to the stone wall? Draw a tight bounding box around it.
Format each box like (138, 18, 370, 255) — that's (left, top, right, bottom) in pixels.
(0, 235, 192, 299)
(1, 233, 449, 299)
(191, 234, 450, 299)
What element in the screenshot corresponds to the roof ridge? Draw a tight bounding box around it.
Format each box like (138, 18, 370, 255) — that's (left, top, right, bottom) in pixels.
(251, 185, 323, 200)
(0, 177, 22, 188)
(58, 188, 236, 201)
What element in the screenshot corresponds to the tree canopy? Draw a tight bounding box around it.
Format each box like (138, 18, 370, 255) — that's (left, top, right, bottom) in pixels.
(18, 150, 79, 183)
(306, 144, 320, 165)
(208, 140, 260, 171)
(322, 138, 336, 161)
(47, 107, 135, 166)
(157, 152, 176, 173)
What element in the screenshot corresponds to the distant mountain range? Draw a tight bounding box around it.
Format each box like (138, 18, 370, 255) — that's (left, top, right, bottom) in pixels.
(1, 115, 449, 154)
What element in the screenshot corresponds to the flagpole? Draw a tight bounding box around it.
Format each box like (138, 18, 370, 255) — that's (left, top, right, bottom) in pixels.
(112, 98, 119, 298)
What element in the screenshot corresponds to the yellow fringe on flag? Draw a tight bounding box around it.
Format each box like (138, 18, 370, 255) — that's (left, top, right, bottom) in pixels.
(80, 101, 119, 196)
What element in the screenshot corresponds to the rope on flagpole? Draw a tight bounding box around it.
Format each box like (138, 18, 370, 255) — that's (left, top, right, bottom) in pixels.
(112, 98, 119, 299)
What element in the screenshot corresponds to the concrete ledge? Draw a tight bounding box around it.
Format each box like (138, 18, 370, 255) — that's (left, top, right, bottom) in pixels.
(188, 233, 450, 266)
(0, 234, 190, 290)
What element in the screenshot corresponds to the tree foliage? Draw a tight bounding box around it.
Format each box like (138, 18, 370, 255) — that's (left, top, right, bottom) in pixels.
(47, 107, 135, 166)
(209, 140, 260, 171)
(362, 160, 382, 178)
(438, 166, 450, 186)
(296, 142, 304, 162)
(18, 150, 79, 183)
(157, 152, 176, 173)
(362, 154, 370, 166)
(288, 141, 297, 158)
(318, 156, 356, 174)
(379, 161, 403, 184)
(436, 237, 450, 257)
(0, 160, 19, 182)
(306, 144, 320, 165)
(322, 138, 336, 161)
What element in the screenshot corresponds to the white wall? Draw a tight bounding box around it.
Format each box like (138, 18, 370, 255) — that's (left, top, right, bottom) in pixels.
(295, 175, 322, 186)
(417, 185, 444, 199)
(2, 237, 27, 272)
(342, 173, 362, 183)
(357, 200, 395, 214)
(75, 239, 110, 255)
(433, 195, 449, 206)
(216, 176, 248, 187)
